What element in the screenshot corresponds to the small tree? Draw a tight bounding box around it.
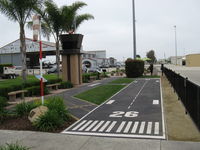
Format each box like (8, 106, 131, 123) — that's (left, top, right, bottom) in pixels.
(146, 50, 157, 64)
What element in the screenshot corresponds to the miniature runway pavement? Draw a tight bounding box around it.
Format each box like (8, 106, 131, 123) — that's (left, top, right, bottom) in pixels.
(63, 78, 166, 140)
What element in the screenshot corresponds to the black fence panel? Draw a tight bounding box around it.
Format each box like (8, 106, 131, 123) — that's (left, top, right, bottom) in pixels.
(163, 67, 200, 130)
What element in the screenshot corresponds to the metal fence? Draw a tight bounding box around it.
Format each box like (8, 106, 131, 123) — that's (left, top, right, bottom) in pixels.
(163, 67, 200, 130)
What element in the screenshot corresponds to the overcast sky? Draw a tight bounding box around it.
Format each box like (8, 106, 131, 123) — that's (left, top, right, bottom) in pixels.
(0, 0, 200, 61)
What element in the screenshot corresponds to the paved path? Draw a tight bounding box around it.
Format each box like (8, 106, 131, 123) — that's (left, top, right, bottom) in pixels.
(165, 65, 200, 86)
(1, 130, 200, 150)
(63, 78, 165, 139)
(55, 77, 120, 119)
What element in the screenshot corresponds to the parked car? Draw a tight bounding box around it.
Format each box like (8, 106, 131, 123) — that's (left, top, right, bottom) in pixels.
(87, 67, 102, 73)
(47, 65, 62, 74)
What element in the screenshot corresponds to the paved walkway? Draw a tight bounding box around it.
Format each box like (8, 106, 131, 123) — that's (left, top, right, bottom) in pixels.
(54, 77, 120, 119)
(63, 78, 165, 140)
(0, 130, 200, 150)
(165, 65, 200, 86)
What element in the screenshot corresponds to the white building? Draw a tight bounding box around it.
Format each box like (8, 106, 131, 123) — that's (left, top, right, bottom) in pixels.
(168, 56, 184, 66)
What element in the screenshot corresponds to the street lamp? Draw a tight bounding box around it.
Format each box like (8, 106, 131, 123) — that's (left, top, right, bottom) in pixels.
(174, 25, 178, 65)
(132, 0, 137, 59)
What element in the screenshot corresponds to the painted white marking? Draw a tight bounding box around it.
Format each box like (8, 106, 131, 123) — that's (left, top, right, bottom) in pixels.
(145, 79, 150, 80)
(88, 83, 101, 87)
(123, 121, 132, 133)
(63, 82, 132, 133)
(105, 121, 117, 132)
(128, 80, 148, 109)
(72, 120, 87, 131)
(153, 100, 159, 105)
(156, 80, 159, 82)
(78, 120, 93, 131)
(128, 106, 131, 109)
(99, 121, 111, 132)
(139, 122, 145, 134)
(131, 121, 139, 133)
(63, 131, 166, 139)
(106, 100, 115, 104)
(85, 121, 98, 131)
(116, 121, 126, 133)
(146, 122, 152, 134)
(92, 121, 105, 131)
(154, 122, 159, 135)
(134, 81, 138, 83)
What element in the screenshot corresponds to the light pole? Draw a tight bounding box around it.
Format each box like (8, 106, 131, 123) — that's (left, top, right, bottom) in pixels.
(132, 0, 137, 59)
(174, 25, 178, 65)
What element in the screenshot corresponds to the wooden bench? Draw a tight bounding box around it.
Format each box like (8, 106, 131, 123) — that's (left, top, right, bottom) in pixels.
(89, 76, 96, 82)
(8, 90, 28, 101)
(46, 83, 60, 91)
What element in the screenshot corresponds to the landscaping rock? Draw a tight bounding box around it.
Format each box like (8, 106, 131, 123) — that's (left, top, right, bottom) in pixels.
(28, 106, 48, 123)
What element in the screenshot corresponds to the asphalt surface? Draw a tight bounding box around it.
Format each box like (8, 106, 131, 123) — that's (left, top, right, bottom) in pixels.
(55, 77, 120, 119)
(63, 78, 165, 139)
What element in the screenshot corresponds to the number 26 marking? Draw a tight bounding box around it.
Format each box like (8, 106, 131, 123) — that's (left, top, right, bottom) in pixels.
(109, 111, 139, 118)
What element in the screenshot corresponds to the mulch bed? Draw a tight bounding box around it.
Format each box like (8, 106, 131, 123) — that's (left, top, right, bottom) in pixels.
(0, 115, 76, 133)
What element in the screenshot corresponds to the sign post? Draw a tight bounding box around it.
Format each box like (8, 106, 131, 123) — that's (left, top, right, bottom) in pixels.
(33, 15, 44, 105)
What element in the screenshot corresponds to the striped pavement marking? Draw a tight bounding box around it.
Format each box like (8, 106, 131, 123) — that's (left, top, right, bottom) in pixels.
(68, 120, 161, 136)
(153, 100, 159, 105)
(106, 100, 115, 104)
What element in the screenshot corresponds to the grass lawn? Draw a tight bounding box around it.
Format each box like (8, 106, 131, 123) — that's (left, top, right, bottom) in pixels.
(109, 78, 134, 84)
(75, 84, 125, 105)
(0, 74, 58, 88)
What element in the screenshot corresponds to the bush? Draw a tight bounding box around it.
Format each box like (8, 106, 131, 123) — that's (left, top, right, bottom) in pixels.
(0, 97, 7, 109)
(59, 81, 73, 89)
(0, 142, 30, 150)
(125, 59, 144, 78)
(82, 73, 90, 83)
(34, 110, 64, 132)
(45, 97, 68, 121)
(15, 102, 37, 116)
(25, 86, 49, 97)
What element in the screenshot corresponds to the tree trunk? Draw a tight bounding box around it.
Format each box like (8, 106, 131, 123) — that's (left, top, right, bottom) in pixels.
(55, 39, 60, 78)
(20, 23, 27, 81)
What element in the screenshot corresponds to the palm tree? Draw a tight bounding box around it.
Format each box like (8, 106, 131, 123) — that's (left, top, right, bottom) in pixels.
(62, 1, 94, 34)
(29, 0, 94, 77)
(0, 0, 43, 81)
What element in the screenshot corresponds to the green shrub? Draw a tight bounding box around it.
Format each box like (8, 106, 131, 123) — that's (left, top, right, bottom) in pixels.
(125, 59, 144, 78)
(46, 78, 62, 85)
(34, 110, 64, 132)
(25, 86, 49, 97)
(59, 81, 73, 89)
(0, 97, 7, 109)
(82, 73, 90, 83)
(15, 102, 37, 116)
(45, 97, 68, 121)
(0, 142, 30, 150)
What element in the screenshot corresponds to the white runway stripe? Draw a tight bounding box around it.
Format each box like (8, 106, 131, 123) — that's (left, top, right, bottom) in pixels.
(106, 100, 115, 104)
(139, 122, 145, 134)
(99, 121, 111, 132)
(153, 100, 159, 105)
(78, 120, 93, 131)
(116, 121, 126, 133)
(154, 122, 159, 135)
(123, 121, 132, 133)
(105, 121, 117, 132)
(92, 121, 105, 131)
(131, 121, 139, 133)
(72, 120, 87, 131)
(85, 121, 98, 131)
(146, 122, 152, 134)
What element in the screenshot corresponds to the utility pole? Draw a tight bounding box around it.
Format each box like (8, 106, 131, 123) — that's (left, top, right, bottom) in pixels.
(174, 25, 178, 65)
(132, 0, 137, 59)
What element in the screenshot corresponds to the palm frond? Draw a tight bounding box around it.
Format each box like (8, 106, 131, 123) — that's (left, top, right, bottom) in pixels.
(75, 14, 94, 30)
(69, 1, 87, 13)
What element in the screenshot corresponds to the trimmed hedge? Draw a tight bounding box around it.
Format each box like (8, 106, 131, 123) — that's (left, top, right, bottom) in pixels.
(125, 59, 144, 78)
(25, 86, 49, 97)
(59, 81, 73, 89)
(0, 75, 61, 98)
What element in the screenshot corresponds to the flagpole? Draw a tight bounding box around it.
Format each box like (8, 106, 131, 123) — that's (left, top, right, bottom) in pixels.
(39, 16, 44, 105)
